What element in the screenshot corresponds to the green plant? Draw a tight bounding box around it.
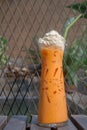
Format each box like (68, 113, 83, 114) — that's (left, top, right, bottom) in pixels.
(63, 0, 87, 39)
(64, 28, 87, 87)
(63, 1, 87, 87)
(0, 36, 8, 67)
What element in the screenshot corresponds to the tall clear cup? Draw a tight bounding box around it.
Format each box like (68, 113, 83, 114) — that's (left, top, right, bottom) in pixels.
(38, 31, 68, 127)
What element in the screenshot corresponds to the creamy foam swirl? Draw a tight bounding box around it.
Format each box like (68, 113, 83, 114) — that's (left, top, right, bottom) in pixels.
(38, 30, 65, 51)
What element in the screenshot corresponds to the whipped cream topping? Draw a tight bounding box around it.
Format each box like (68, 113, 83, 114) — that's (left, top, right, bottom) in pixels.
(38, 30, 65, 51)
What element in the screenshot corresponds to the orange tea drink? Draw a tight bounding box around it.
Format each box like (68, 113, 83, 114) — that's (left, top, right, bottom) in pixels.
(38, 30, 68, 127)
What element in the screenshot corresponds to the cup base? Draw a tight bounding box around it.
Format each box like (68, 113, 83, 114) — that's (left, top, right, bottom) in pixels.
(38, 120, 68, 128)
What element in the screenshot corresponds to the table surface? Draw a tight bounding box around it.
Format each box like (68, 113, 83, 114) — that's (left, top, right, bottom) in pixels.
(0, 114, 87, 130)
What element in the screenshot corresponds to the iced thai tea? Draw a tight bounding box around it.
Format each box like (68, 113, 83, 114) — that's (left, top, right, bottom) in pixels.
(38, 30, 68, 127)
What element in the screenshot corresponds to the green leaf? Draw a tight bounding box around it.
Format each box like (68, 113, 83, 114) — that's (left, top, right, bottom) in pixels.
(66, 3, 80, 11)
(0, 36, 7, 45)
(29, 49, 36, 55)
(66, 1, 87, 18)
(82, 58, 87, 66)
(62, 17, 75, 36)
(65, 65, 79, 87)
(33, 35, 39, 44)
(0, 36, 8, 67)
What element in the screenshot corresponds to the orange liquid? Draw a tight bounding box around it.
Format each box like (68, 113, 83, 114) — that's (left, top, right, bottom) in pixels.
(38, 46, 68, 124)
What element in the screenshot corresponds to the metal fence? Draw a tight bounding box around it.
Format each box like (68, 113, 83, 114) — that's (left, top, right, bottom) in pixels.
(0, 0, 87, 117)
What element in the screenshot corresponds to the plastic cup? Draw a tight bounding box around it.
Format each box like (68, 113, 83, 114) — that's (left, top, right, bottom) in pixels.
(38, 45, 68, 127)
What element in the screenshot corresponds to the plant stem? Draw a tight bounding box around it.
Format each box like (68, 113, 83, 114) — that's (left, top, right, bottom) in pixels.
(63, 14, 82, 40)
